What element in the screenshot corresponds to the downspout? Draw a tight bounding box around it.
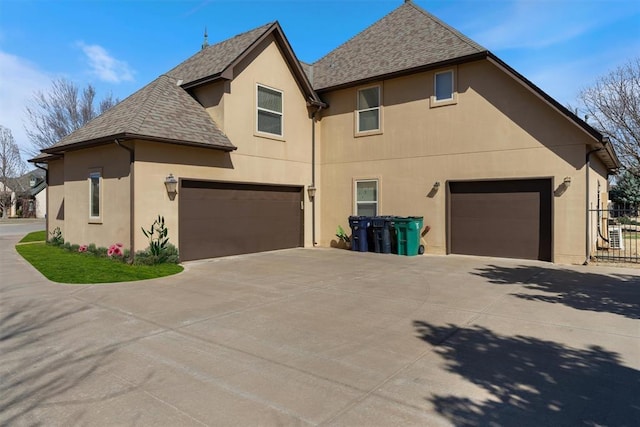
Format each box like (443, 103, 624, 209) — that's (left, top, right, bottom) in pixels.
(34, 163, 48, 234)
(115, 139, 135, 255)
(310, 103, 324, 247)
(584, 146, 604, 265)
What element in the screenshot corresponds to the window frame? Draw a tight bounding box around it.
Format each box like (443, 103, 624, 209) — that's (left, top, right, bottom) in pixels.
(356, 85, 382, 136)
(431, 69, 457, 107)
(256, 83, 284, 138)
(354, 179, 379, 216)
(88, 168, 102, 223)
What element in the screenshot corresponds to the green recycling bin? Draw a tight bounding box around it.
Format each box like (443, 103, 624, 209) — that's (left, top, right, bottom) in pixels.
(395, 216, 424, 256)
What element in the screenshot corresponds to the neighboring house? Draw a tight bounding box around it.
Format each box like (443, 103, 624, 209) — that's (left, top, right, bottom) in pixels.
(3, 169, 46, 218)
(31, 1, 619, 264)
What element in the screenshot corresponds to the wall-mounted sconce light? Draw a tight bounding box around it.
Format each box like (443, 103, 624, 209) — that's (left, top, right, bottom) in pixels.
(307, 185, 317, 200)
(433, 181, 441, 189)
(563, 176, 572, 187)
(427, 181, 441, 198)
(165, 173, 178, 200)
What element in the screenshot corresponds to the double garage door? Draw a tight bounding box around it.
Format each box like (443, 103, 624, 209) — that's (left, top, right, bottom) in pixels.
(449, 179, 552, 261)
(179, 180, 303, 261)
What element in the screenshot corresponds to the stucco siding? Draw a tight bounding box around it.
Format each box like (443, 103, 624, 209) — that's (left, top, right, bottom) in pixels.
(137, 35, 314, 253)
(318, 59, 599, 263)
(61, 145, 131, 249)
(47, 159, 65, 237)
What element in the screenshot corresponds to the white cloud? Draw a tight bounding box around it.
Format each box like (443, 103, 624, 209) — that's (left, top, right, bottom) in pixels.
(77, 42, 134, 83)
(0, 51, 51, 156)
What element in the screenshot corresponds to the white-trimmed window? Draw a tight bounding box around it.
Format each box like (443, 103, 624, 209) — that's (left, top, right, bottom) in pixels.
(357, 86, 380, 133)
(434, 70, 454, 102)
(257, 84, 283, 137)
(355, 180, 378, 216)
(89, 169, 102, 221)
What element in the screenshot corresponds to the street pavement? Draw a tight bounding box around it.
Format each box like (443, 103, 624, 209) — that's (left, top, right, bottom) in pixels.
(1, 230, 639, 426)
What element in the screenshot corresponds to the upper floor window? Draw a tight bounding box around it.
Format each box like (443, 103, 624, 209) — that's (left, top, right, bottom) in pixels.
(257, 84, 283, 137)
(357, 86, 380, 133)
(434, 70, 454, 102)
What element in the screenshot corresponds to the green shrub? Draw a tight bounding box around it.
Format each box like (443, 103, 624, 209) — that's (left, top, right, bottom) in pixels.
(69, 244, 80, 252)
(88, 243, 97, 254)
(134, 243, 179, 265)
(48, 227, 64, 246)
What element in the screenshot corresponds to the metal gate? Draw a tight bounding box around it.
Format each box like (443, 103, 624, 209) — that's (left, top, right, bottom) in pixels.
(590, 206, 640, 263)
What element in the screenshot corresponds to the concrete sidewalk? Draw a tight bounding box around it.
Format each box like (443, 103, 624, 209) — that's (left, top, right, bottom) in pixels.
(1, 235, 639, 426)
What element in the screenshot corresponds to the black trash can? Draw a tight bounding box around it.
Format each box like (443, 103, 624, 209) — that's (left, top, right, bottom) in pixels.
(348, 216, 371, 252)
(371, 216, 394, 254)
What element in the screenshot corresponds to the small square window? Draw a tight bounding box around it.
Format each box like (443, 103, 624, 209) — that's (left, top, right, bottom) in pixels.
(357, 86, 380, 133)
(435, 70, 454, 101)
(257, 84, 283, 137)
(355, 180, 378, 216)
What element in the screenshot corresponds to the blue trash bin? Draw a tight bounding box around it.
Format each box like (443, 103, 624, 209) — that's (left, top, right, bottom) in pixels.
(372, 216, 394, 254)
(348, 216, 371, 252)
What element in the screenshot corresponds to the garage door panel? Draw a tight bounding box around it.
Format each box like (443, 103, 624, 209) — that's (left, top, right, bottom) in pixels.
(179, 180, 303, 261)
(450, 180, 551, 261)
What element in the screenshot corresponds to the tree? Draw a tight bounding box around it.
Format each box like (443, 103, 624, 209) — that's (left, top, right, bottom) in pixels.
(578, 57, 640, 173)
(0, 126, 24, 218)
(610, 169, 640, 213)
(25, 78, 118, 153)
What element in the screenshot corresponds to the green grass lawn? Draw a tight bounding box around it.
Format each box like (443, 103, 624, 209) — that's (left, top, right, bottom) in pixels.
(18, 230, 47, 243)
(16, 242, 183, 284)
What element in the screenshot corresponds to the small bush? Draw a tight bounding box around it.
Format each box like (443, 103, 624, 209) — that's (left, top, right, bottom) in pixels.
(63, 242, 71, 251)
(618, 216, 640, 225)
(48, 227, 64, 246)
(69, 244, 80, 252)
(88, 243, 97, 254)
(96, 247, 108, 257)
(134, 243, 180, 265)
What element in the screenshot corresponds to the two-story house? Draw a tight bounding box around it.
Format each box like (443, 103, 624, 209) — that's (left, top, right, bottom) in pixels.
(32, 1, 619, 264)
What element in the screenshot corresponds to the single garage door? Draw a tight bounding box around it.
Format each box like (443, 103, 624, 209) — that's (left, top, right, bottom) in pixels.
(449, 179, 552, 261)
(179, 180, 303, 261)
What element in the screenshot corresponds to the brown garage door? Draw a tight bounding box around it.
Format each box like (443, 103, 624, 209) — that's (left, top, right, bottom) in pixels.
(179, 180, 303, 261)
(449, 179, 552, 261)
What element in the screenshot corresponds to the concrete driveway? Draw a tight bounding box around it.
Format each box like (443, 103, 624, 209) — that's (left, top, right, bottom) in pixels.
(2, 233, 639, 426)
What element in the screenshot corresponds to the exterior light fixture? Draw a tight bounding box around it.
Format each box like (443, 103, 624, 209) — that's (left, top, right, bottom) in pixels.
(433, 181, 441, 189)
(165, 173, 178, 199)
(307, 185, 317, 200)
(563, 176, 572, 186)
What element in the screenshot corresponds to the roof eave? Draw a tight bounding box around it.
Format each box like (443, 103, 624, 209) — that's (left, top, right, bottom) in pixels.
(315, 51, 490, 93)
(43, 133, 237, 154)
(181, 73, 227, 90)
(486, 53, 621, 171)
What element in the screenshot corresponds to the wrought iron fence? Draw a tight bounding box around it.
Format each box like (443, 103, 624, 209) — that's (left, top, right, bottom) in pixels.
(590, 206, 640, 263)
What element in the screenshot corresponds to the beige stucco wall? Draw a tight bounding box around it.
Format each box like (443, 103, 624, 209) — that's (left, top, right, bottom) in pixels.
(47, 159, 65, 237)
(133, 35, 314, 252)
(60, 144, 131, 249)
(318, 59, 608, 264)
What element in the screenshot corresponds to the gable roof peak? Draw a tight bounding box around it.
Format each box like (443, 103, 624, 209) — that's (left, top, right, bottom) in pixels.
(311, 1, 486, 90)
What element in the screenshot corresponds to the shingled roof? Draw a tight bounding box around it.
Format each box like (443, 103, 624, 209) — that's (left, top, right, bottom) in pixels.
(167, 23, 273, 87)
(310, 1, 486, 91)
(44, 74, 235, 154)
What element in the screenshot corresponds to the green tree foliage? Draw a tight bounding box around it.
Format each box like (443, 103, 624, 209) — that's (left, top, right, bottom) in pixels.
(610, 170, 640, 210)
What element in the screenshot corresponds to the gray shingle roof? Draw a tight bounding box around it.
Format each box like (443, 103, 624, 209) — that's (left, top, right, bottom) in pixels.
(311, 1, 486, 90)
(45, 74, 235, 153)
(167, 23, 273, 86)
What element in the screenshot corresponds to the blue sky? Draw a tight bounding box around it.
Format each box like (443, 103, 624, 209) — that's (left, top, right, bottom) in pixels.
(1, 0, 639, 156)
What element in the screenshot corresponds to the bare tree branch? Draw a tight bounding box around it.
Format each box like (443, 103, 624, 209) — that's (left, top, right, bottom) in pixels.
(24, 78, 119, 155)
(579, 57, 640, 173)
(0, 126, 25, 218)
